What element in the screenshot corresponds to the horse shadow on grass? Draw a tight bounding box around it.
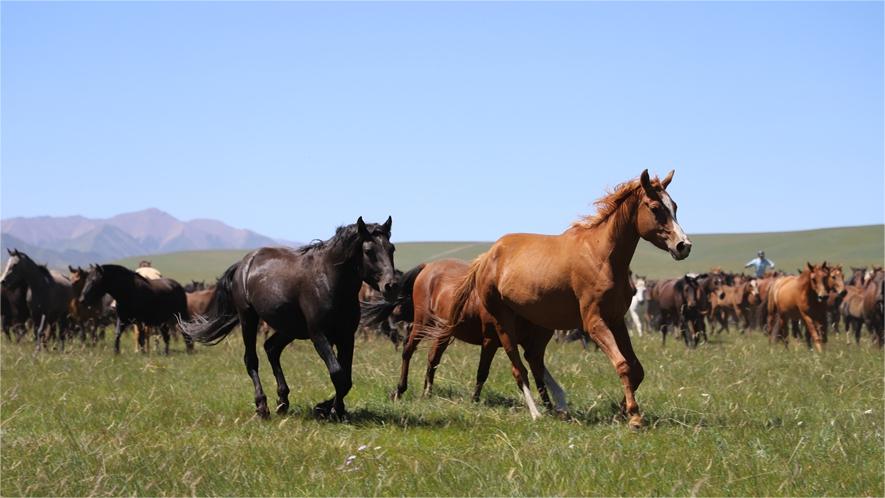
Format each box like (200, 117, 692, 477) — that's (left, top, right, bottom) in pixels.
(282, 403, 458, 428)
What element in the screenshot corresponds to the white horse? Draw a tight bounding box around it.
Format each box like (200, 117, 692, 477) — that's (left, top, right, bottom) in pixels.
(627, 275, 647, 336)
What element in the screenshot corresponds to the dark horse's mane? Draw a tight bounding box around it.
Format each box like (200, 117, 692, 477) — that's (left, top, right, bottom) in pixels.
(15, 251, 56, 282)
(297, 224, 362, 255)
(296, 222, 387, 264)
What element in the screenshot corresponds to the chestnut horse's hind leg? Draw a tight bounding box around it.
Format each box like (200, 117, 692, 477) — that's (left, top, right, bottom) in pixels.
(472, 336, 498, 402)
(392, 323, 421, 400)
(240, 311, 269, 418)
(423, 336, 451, 397)
(586, 315, 645, 429)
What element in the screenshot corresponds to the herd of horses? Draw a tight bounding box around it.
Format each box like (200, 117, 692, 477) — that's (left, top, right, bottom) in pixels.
(1, 170, 882, 429)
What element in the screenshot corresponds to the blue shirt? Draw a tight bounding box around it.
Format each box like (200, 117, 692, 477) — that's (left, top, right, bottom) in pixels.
(745, 257, 775, 277)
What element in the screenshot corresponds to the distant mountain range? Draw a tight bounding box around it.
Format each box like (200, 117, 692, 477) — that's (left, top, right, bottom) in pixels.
(0, 208, 299, 269)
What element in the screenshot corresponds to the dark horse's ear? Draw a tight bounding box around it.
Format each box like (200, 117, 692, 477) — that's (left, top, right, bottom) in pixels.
(382, 216, 392, 236)
(94, 264, 103, 274)
(357, 217, 371, 240)
(661, 170, 675, 189)
(68, 265, 76, 273)
(6, 248, 12, 256)
(639, 170, 660, 200)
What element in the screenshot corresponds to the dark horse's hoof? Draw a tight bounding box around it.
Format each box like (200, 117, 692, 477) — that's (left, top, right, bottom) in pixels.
(314, 398, 348, 421)
(256, 407, 271, 420)
(276, 401, 289, 415)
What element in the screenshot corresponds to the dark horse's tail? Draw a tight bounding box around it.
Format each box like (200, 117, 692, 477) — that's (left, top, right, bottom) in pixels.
(178, 262, 241, 345)
(360, 263, 426, 327)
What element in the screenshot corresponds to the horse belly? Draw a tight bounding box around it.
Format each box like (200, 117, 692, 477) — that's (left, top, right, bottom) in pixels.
(503, 291, 582, 330)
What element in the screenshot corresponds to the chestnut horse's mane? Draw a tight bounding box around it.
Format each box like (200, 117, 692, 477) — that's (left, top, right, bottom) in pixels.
(570, 175, 663, 230)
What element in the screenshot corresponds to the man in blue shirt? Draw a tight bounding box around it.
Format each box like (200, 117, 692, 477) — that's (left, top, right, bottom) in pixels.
(745, 250, 775, 277)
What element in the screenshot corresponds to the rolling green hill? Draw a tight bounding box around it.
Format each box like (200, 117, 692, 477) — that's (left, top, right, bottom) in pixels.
(114, 224, 884, 282)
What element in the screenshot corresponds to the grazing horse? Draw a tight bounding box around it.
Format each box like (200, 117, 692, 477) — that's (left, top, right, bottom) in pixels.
(861, 267, 884, 347)
(0, 249, 73, 351)
(80, 264, 189, 355)
(445, 170, 691, 427)
(767, 262, 834, 352)
(627, 275, 647, 337)
(649, 275, 703, 347)
(180, 217, 398, 420)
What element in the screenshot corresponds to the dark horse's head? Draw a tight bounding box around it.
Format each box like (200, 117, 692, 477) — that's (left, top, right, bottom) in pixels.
(79, 264, 108, 304)
(356, 216, 399, 301)
(0, 248, 27, 287)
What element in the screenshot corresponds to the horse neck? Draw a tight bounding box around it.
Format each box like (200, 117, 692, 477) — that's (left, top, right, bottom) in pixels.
(18, 260, 52, 295)
(570, 196, 640, 279)
(321, 242, 364, 297)
(102, 267, 140, 301)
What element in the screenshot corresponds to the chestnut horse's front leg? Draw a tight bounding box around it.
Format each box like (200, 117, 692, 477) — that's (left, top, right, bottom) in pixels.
(584, 313, 645, 429)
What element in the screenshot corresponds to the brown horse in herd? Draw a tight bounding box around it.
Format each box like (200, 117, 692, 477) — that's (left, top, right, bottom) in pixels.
(444, 170, 691, 427)
(767, 262, 845, 351)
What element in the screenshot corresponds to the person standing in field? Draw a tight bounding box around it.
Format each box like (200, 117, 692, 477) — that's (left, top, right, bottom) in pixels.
(745, 250, 775, 277)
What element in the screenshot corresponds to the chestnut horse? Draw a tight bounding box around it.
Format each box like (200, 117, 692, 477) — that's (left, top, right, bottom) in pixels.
(364, 259, 568, 407)
(446, 170, 691, 427)
(767, 262, 838, 352)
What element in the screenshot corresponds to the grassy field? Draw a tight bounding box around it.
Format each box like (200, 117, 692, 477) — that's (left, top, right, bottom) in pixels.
(114, 225, 884, 282)
(2, 329, 882, 496)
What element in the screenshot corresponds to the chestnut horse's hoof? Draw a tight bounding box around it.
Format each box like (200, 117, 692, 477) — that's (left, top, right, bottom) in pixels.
(627, 414, 645, 430)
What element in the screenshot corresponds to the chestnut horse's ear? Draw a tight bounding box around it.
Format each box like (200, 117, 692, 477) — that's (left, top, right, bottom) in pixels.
(382, 216, 392, 236)
(822, 260, 828, 269)
(806, 262, 814, 272)
(661, 170, 675, 189)
(356, 217, 371, 239)
(68, 265, 76, 273)
(640, 170, 660, 200)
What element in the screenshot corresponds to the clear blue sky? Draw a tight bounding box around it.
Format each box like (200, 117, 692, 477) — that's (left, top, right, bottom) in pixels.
(2, 2, 882, 242)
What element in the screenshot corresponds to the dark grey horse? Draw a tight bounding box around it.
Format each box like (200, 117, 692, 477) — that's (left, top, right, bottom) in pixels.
(180, 217, 398, 420)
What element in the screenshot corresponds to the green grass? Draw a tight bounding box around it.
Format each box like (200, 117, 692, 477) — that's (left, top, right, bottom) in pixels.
(2, 330, 882, 496)
(114, 225, 884, 282)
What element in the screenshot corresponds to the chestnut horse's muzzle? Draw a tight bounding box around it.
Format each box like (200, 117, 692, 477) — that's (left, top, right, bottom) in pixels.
(670, 240, 692, 260)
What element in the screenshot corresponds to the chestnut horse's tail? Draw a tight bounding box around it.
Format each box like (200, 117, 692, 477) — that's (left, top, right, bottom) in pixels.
(449, 252, 488, 325)
(360, 263, 426, 327)
(178, 262, 240, 345)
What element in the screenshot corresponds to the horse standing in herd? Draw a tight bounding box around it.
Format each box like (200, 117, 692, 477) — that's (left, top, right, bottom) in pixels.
(180, 217, 398, 420)
(79, 264, 189, 355)
(0, 249, 73, 350)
